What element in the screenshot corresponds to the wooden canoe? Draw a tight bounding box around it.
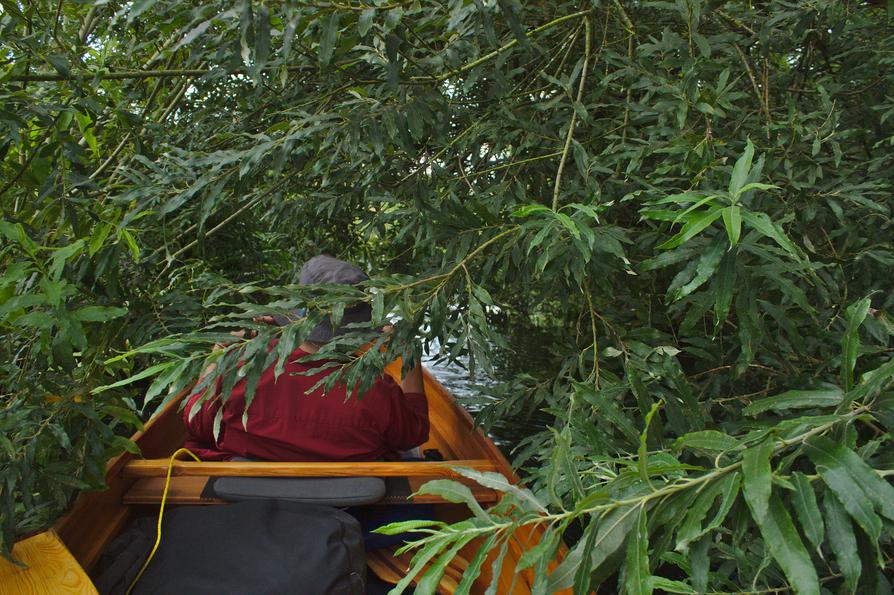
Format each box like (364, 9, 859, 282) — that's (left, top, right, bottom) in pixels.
(2, 361, 566, 594)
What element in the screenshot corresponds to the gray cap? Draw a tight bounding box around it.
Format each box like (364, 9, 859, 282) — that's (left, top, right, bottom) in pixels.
(299, 255, 372, 343)
(299, 254, 369, 286)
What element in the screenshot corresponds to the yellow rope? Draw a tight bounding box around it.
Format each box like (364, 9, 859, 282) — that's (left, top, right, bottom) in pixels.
(125, 447, 200, 595)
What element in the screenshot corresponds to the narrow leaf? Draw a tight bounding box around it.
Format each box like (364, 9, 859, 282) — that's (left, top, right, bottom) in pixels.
(741, 439, 774, 522)
(822, 491, 861, 593)
(805, 436, 894, 522)
(741, 211, 800, 259)
(721, 206, 741, 246)
(742, 387, 843, 416)
(841, 297, 871, 391)
(791, 472, 824, 550)
(657, 208, 722, 250)
(729, 138, 755, 196)
(624, 506, 651, 595)
(753, 494, 820, 595)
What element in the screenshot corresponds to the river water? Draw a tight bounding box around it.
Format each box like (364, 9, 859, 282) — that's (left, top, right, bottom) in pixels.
(421, 330, 555, 456)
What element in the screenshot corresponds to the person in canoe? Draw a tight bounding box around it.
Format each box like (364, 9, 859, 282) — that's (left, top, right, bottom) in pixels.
(181, 254, 429, 462)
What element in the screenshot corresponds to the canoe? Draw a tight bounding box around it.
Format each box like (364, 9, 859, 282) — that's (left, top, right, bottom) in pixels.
(2, 361, 566, 594)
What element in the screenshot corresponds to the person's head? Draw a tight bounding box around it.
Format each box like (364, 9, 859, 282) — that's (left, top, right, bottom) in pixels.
(299, 254, 372, 343)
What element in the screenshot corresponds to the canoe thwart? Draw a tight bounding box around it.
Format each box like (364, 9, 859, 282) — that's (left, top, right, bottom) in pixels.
(122, 459, 499, 478)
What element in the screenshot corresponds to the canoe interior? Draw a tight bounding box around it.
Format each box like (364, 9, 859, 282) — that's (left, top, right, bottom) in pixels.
(52, 361, 566, 594)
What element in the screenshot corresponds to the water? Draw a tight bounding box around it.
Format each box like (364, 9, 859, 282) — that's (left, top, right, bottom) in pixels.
(422, 330, 556, 456)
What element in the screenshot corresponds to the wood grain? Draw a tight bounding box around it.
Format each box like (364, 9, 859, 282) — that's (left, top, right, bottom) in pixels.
(123, 459, 498, 478)
(0, 530, 97, 594)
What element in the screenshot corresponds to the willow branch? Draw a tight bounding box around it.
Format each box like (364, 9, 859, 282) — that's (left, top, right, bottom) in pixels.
(734, 43, 769, 122)
(9, 62, 311, 82)
(410, 9, 593, 83)
(162, 177, 292, 268)
(552, 16, 591, 211)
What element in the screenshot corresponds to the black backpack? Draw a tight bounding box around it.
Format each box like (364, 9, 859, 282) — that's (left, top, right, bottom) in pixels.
(95, 500, 366, 595)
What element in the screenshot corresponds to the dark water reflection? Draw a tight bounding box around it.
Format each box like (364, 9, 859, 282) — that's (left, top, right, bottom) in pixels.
(422, 328, 555, 457)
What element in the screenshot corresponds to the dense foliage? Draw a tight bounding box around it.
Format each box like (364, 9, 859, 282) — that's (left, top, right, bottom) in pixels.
(3, 0, 894, 591)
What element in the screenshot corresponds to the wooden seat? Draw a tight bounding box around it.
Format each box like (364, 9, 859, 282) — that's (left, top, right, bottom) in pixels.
(0, 530, 97, 594)
(124, 475, 498, 506)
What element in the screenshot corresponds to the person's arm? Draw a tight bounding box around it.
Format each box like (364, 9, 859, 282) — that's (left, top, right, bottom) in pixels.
(182, 383, 221, 444)
(383, 363, 429, 452)
(400, 360, 424, 395)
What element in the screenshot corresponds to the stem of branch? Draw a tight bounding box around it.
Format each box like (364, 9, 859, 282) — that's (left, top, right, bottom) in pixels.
(411, 9, 593, 83)
(552, 17, 591, 211)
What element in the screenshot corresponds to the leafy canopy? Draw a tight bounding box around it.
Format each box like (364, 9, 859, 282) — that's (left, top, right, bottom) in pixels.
(2, 0, 894, 591)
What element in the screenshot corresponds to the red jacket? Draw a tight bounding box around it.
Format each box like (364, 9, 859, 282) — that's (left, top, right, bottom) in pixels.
(182, 347, 429, 461)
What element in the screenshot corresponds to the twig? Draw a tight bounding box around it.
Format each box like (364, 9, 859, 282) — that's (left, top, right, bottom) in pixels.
(552, 17, 591, 211)
(52, 0, 64, 44)
(410, 10, 594, 83)
(734, 43, 769, 124)
(9, 63, 312, 82)
(162, 177, 292, 268)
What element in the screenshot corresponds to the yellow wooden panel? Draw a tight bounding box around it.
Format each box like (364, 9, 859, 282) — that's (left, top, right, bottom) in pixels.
(0, 530, 97, 594)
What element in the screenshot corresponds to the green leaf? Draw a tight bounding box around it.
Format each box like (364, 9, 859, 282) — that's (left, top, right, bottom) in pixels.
(92, 362, 173, 394)
(736, 182, 778, 194)
(109, 435, 141, 455)
(712, 250, 736, 334)
(484, 539, 510, 595)
(46, 54, 70, 78)
(646, 577, 696, 593)
(49, 240, 85, 281)
(413, 479, 489, 521)
(742, 387, 843, 416)
(554, 212, 581, 241)
(756, 494, 820, 595)
(513, 203, 552, 218)
(673, 430, 739, 453)
(373, 519, 445, 535)
(637, 402, 660, 486)
(670, 239, 724, 302)
(88, 223, 114, 256)
(791, 472, 824, 550)
(740, 211, 800, 260)
(517, 529, 560, 572)
(102, 405, 145, 431)
(841, 297, 871, 391)
(119, 229, 140, 261)
(700, 473, 740, 537)
(73, 306, 128, 322)
(319, 12, 340, 67)
(729, 138, 754, 196)
(386, 534, 451, 594)
(253, 5, 271, 77)
(822, 491, 861, 593)
(674, 474, 738, 551)
(572, 517, 599, 595)
(414, 532, 479, 595)
(454, 533, 498, 595)
(805, 436, 894, 522)
(657, 208, 722, 250)
(547, 504, 640, 591)
(649, 192, 705, 206)
(721, 206, 741, 246)
(450, 467, 546, 513)
(804, 438, 882, 558)
(741, 439, 774, 522)
(624, 506, 651, 595)
(358, 8, 376, 36)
